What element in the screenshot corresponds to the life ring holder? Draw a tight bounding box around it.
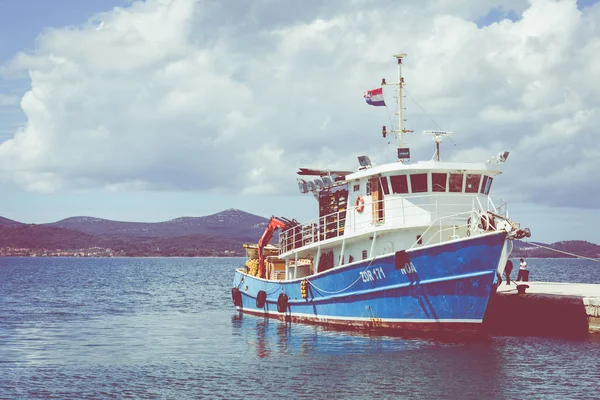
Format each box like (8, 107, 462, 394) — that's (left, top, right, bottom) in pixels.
(355, 195, 365, 213)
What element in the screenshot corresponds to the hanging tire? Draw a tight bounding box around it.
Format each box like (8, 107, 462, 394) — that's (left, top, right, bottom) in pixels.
(231, 287, 242, 307)
(277, 293, 288, 313)
(480, 213, 496, 231)
(256, 290, 267, 308)
(480, 214, 490, 231)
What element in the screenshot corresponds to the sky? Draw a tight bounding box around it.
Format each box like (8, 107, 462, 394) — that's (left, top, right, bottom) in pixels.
(1, 0, 600, 244)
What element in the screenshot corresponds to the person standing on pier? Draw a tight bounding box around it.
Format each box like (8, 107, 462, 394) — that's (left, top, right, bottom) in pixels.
(504, 259, 513, 285)
(516, 258, 528, 282)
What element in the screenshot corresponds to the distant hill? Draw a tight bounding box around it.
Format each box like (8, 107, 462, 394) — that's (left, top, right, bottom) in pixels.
(45, 208, 268, 240)
(0, 209, 272, 257)
(0, 224, 118, 250)
(512, 240, 600, 259)
(0, 216, 23, 227)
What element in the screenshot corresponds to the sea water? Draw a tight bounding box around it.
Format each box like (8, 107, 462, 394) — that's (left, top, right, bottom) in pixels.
(1, 257, 599, 399)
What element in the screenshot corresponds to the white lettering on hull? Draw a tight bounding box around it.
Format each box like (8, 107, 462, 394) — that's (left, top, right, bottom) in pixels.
(360, 267, 387, 282)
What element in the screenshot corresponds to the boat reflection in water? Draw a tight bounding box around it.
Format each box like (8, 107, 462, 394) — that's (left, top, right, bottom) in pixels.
(229, 311, 511, 399)
(230, 312, 490, 359)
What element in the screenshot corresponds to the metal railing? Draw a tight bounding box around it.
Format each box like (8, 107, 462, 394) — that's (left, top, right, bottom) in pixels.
(279, 211, 347, 253)
(279, 193, 508, 254)
(407, 210, 471, 249)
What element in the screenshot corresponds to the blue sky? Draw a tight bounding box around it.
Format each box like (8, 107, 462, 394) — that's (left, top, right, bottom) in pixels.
(1, 0, 600, 244)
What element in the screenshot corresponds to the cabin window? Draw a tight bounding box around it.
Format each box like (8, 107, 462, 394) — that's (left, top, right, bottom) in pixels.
(353, 184, 360, 192)
(410, 173, 428, 193)
(362, 250, 368, 260)
(379, 177, 390, 195)
(390, 175, 409, 194)
(483, 177, 493, 195)
(480, 176, 489, 194)
(432, 173, 447, 192)
(465, 174, 481, 193)
(366, 181, 372, 195)
(449, 173, 464, 193)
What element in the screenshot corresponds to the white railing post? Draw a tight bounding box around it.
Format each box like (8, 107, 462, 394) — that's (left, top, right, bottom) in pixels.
(402, 199, 405, 225)
(369, 231, 378, 258)
(339, 239, 345, 267)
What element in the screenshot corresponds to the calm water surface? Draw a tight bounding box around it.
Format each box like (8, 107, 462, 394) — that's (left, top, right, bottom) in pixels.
(1, 257, 599, 399)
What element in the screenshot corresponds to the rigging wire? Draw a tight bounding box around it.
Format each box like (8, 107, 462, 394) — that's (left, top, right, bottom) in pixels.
(518, 241, 600, 263)
(403, 87, 468, 158)
(403, 86, 443, 131)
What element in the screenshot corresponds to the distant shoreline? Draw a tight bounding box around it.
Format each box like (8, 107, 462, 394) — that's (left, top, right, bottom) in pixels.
(1, 255, 597, 260)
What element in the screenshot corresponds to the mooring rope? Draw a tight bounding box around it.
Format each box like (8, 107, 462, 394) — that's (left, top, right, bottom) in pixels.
(236, 275, 245, 289)
(307, 257, 377, 294)
(266, 284, 283, 296)
(519, 241, 600, 263)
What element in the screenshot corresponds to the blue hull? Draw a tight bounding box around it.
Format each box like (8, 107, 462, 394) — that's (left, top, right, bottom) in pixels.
(232, 232, 506, 334)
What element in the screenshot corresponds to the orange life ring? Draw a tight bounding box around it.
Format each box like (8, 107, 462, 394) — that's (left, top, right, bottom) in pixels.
(355, 195, 365, 213)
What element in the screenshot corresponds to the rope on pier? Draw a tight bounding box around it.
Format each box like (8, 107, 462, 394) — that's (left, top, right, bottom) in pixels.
(519, 241, 600, 263)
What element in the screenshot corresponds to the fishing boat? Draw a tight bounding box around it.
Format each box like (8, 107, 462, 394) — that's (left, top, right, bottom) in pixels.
(231, 53, 530, 335)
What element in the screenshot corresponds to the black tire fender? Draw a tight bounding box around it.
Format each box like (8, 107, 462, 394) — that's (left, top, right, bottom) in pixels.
(231, 287, 242, 307)
(256, 290, 267, 308)
(277, 293, 288, 313)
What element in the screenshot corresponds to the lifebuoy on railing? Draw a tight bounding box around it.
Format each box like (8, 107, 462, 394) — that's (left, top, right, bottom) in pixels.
(355, 195, 365, 213)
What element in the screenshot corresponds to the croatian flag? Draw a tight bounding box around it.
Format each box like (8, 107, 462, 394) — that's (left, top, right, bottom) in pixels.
(364, 87, 385, 106)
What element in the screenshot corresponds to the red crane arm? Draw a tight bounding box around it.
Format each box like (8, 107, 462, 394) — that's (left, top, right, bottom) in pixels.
(257, 216, 288, 278)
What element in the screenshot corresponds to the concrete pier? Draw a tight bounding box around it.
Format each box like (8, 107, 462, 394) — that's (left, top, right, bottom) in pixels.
(485, 282, 600, 337)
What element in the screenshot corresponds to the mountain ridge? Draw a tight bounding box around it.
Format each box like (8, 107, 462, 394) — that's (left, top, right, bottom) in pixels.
(0, 216, 23, 227)
(44, 208, 268, 239)
(1, 209, 271, 256)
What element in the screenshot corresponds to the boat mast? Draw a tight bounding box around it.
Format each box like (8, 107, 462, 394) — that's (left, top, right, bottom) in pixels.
(395, 53, 406, 148)
(393, 53, 412, 161)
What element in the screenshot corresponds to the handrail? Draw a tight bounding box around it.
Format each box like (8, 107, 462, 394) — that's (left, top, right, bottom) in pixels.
(407, 210, 471, 249)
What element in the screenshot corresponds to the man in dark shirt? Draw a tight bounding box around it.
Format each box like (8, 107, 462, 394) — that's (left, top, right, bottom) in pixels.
(504, 259, 513, 285)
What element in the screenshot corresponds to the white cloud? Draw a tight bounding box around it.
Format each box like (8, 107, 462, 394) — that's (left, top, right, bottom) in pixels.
(0, 0, 599, 211)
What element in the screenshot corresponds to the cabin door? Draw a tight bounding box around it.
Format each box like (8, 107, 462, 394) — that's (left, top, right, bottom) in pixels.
(370, 177, 384, 223)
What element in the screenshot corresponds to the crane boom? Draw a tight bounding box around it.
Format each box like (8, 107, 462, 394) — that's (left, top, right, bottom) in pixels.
(257, 216, 292, 278)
